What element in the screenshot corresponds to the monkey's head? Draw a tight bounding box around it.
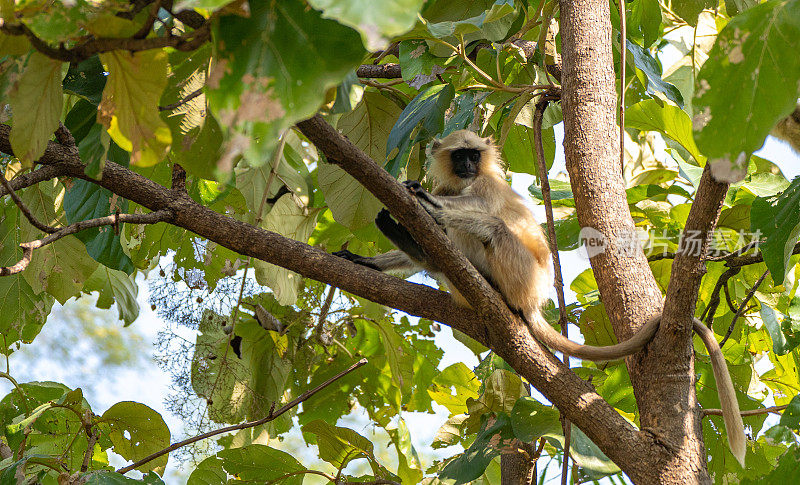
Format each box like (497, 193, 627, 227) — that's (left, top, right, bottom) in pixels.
(428, 130, 503, 193)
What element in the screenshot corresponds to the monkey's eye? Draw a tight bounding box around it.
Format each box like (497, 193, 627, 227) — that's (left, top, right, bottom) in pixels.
(469, 151, 481, 162)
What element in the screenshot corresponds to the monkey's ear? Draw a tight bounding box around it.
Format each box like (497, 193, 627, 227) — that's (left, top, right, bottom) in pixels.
(431, 139, 442, 151)
(483, 136, 494, 146)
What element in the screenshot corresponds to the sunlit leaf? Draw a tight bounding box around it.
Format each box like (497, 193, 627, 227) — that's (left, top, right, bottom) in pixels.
(100, 402, 171, 473)
(694, 0, 800, 182)
(99, 50, 172, 166)
(8, 52, 64, 167)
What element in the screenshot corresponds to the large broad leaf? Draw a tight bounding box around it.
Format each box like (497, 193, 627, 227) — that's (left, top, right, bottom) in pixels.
(750, 177, 800, 283)
(100, 402, 171, 473)
(252, 194, 322, 305)
(386, 83, 455, 175)
(83, 266, 139, 326)
(210, 0, 366, 160)
(98, 49, 172, 166)
(427, 363, 481, 415)
(759, 299, 800, 355)
(421, 0, 519, 43)
(215, 445, 305, 485)
(778, 393, 800, 432)
(0, 203, 53, 351)
(440, 413, 516, 484)
(319, 92, 399, 230)
(626, 99, 704, 164)
(302, 420, 377, 469)
(694, 0, 800, 182)
(18, 183, 98, 303)
(8, 52, 64, 166)
(308, 0, 426, 47)
(64, 179, 134, 274)
(503, 123, 555, 176)
(625, 40, 684, 108)
(399, 40, 447, 89)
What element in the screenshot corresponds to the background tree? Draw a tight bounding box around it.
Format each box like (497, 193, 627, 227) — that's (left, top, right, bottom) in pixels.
(1, 0, 800, 484)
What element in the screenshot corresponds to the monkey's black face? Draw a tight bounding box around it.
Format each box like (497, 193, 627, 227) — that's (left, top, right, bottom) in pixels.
(450, 148, 482, 179)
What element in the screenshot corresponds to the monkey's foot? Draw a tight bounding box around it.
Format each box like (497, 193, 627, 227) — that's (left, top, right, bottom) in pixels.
(333, 249, 382, 271)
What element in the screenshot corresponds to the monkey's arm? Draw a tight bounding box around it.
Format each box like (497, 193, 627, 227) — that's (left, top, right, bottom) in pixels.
(374, 209, 429, 264)
(403, 181, 487, 211)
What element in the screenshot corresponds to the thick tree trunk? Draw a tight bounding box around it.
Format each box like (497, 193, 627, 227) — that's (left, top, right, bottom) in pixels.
(558, 0, 715, 482)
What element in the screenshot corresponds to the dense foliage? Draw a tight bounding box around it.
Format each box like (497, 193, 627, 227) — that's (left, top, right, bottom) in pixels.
(1, 0, 800, 483)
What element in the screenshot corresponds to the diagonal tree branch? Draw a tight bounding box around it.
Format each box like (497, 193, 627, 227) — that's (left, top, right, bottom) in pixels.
(0, 122, 660, 476)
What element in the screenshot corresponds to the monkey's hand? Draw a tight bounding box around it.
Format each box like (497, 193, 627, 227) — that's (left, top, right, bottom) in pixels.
(402, 180, 442, 209)
(333, 249, 382, 271)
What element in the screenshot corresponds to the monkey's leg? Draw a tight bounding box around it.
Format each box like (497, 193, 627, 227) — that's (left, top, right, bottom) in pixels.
(375, 209, 429, 264)
(431, 209, 508, 245)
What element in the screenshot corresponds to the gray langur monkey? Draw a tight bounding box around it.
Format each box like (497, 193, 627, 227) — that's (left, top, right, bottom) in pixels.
(335, 130, 745, 465)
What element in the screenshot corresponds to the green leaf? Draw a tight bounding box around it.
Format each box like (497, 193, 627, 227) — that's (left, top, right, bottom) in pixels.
(482, 369, 527, 414)
(0, 205, 52, 351)
(386, 83, 455, 176)
(778, 393, 800, 432)
(427, 363, 481, 414)
(626, 99, 704, 164)
(216, 445, 304, 484)
(99, 50, 172, 166)
(8, 52, 64, 166)
(440, 413, 515, 484)
(503, 124, 555, 176)
(565, 426, 622, 477)
(422, 0, 519, 43)
(625, 40, 684, 107)
(510, 396, 561, 442)
(399, 40, 446, 88)
(187, 456, 225, 485)
(252, 194, 322, 305)
(694, 0, 800, 182)
(759, 300, 799, 355)
(308, 0, 426, 45)
(63, 55, 106, 105)
(84, 471, 165, 485)
(302, 420, 377, 469)
(64, 179, 134, 274)
(210, 0, 366, 158)
(671, 0, 713, 25)
(627, 0, 662, 47)
(320, 92, 399, 230)
(750, 177, 800, 283)
(4, 401, 54, 450)
(100, 402, 171, 473)
(83, 266, 139, 326)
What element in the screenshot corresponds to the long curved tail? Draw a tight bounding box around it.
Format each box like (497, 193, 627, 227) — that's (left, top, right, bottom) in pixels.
(692, 317, 746, 466)
(525, 313, 745, 466)
(525, 312, 660, 362)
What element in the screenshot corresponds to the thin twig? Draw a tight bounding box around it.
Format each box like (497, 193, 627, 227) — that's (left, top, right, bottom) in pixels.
(315, 285, 337, 343)
(159, 88, 204, 112)
(116, 358, 368, 474)
(0, 172, 59, 234)
(534, 98, 571, 485)
(702, 404, 788, 417)
(700, 266, 740, 325)
(0, 165, 69, 197)
(133, 0, 162, 39)
(0, 210, 172, 276)
(0, 19, 209, 64)
(80, 430, 99, 472)
(718, 269, 769, 348)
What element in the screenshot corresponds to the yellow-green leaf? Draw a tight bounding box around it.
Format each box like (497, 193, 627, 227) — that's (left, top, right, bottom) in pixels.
(99, 50, 171, 166)
(8, 52, 64, 167)
(101, 401, 171, 473)
(253, 194, 322, 305)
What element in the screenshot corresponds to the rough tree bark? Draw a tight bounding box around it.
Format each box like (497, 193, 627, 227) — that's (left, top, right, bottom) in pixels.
(559, 0, 730, 482)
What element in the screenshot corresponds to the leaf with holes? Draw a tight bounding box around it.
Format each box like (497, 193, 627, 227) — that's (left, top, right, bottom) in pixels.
(694, 0, 800, 182)
(100, 402, 171, 473)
